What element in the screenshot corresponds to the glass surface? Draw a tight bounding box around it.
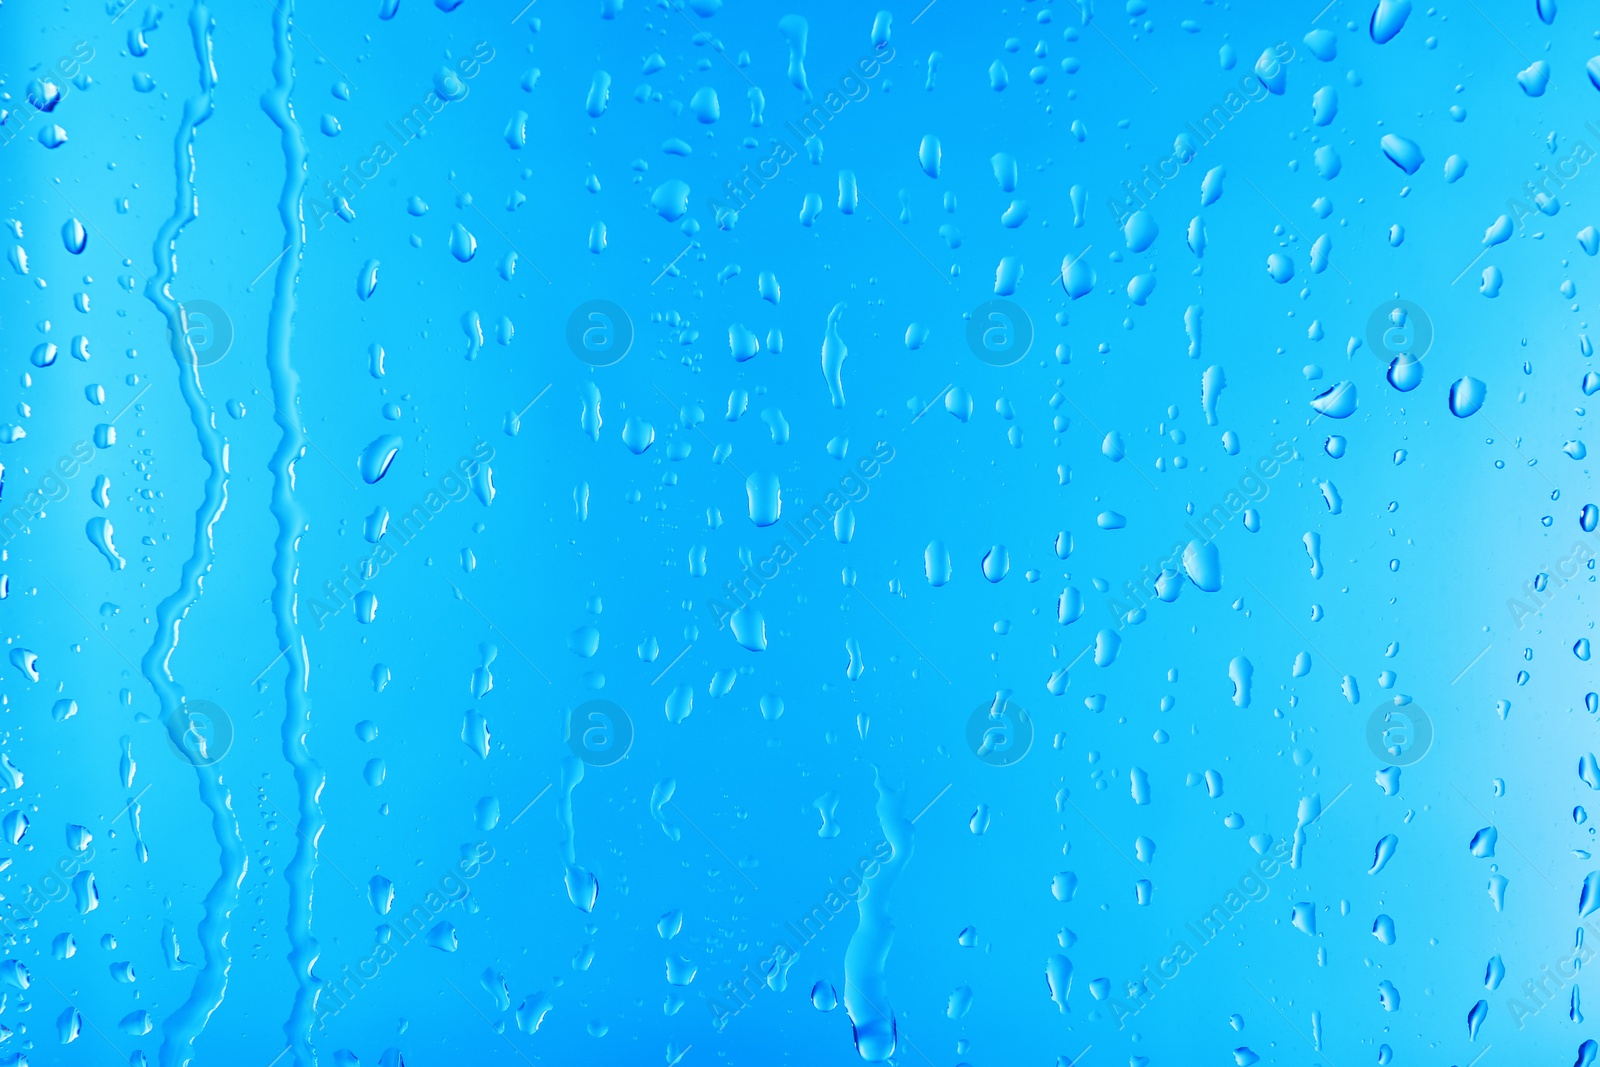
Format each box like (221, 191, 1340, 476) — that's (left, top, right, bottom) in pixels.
(0, 1, 1589, 1063)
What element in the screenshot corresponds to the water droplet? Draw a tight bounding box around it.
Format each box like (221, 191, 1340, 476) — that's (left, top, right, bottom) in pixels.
(1380, 133, 1424, 174)
(1369, 0, 1413, 44)
(449, 223, 477, 262)
(358, 435, 402, 483)
(1449, 376, 1487, 417)
(745, 472, 781, 526)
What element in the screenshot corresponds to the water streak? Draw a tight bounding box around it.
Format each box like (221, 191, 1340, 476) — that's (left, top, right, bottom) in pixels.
(261, 5, 324, 1062)
(842, 771, 913, 1061)
(141, 7, 246, 1066)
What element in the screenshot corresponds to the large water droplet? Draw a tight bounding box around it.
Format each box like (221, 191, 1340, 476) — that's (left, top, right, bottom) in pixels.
(1310, 381, 1358, 418)
(1369, 0, 1412, 44)
(358, 435, 402, 483)
(1449, 376, 1487, 418)
(1380, 133, 1424, 174)
(746, 472, 781, 526)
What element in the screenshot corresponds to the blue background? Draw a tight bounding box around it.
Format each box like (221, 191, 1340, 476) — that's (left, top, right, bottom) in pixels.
(2, 0, 1598, 1063)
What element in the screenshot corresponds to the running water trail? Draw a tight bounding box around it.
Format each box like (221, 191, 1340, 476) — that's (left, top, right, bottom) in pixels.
(142, 6, 246, 1066)
(842, 770, 914, 1062)
(260, 4, 324, 1062)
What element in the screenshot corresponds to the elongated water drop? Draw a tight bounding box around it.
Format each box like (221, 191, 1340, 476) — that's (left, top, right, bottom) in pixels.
(62, 218, 87, 254)
(1310, 381, 1358, 419)
(821, 302, 849, 408)
(730, 605, 767, 652)
(449, 223, 477, 262)
(86, 517, 125, 570)
(1380, 133, 1424, 174)
(357, 259, 379, 300)
(1370, 0, 1412, 43)
(358, 435, 402, 483)
(924, 541, 952, 586)
(778, 15, 811, 100)
(586, 71, 611, 117)
(1449, 377, 1487, 417)
(746, 472, 781, 526)
(1370, 833, 1399, 874)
